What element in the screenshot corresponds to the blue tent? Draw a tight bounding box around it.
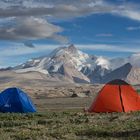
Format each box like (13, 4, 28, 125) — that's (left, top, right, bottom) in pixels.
(0, 87, 36, 113)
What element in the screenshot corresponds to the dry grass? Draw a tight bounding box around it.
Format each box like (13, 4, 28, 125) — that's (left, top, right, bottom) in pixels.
(0, 111, 139, 140)
(0, 72, 139, 140)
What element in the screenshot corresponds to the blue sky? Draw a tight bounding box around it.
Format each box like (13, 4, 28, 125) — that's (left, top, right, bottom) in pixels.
(0, 0, 140, 67)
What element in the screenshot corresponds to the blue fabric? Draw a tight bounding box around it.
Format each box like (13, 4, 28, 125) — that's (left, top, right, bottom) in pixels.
(0, 87, 36, 113)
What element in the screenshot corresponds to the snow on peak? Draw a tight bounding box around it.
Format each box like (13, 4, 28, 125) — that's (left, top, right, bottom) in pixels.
(14, 44, 112, 75)
(49, 44, 78, 57)
(95, 56, 110, 70)
(67, 44, 78, 53)
(46, 44, 90, 70)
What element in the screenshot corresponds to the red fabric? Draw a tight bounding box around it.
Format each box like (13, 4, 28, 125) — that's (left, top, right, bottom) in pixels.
(88, 84, 140, 113)
(121, 85, 140, 112)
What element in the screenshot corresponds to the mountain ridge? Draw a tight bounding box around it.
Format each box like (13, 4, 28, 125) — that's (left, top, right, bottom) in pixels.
(3, 44, 140, 84)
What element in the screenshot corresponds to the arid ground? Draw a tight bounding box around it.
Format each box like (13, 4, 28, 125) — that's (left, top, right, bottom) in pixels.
(0, 71, 140, 139)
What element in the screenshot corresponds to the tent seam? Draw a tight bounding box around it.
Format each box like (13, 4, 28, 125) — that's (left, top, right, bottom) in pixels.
(119, 85, 125, 112)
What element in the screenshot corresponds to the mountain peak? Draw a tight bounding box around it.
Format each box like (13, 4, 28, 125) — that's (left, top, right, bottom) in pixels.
(13, 44, 140, 84)
(67, 44, 78, 53)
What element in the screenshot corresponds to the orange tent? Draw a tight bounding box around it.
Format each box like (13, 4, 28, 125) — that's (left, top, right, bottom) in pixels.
(88, 79, 140, 113)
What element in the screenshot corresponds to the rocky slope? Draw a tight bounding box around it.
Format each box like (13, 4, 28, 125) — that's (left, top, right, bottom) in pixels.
(14, 44, 110, 83)
(11, 44, 140, 84)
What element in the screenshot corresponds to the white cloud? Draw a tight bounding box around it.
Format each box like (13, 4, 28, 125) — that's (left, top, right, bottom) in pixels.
(0, 0, 139, 48)
(76, 44, 140, 53)
(0, 17, 68, 44)
(0, 44, 58, 57)
(126, 26, 140, 31)
(1, 44, 140, 58)
(96, 33, 113, 37)
(0, 0, 139, 21)
(119, 9, 140, 21)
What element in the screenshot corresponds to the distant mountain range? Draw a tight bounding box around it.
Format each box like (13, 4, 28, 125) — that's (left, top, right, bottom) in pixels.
(4, 44, 140, 84)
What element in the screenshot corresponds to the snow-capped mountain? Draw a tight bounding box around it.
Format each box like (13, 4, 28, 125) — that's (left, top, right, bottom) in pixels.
(13, 44, 140, 84)
(14, 44, 111, 83)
